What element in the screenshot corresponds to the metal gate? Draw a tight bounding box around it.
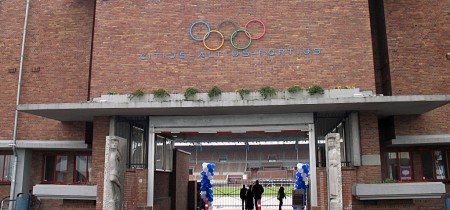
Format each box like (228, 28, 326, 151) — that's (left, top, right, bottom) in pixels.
(211, 179, 295, 209)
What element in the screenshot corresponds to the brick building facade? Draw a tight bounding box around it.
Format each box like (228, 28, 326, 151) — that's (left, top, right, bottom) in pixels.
(0, 0, 449, 209)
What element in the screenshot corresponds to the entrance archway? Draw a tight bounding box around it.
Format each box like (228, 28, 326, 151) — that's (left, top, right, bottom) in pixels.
(147, 113, 317, 209)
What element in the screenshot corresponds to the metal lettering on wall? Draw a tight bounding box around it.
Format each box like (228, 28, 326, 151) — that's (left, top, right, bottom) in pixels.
(139, 19, 321, 61)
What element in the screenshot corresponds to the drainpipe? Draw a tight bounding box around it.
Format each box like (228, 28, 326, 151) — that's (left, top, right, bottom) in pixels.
(9, 0, 31, 209)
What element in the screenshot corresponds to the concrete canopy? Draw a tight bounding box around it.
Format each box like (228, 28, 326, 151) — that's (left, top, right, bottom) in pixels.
(17, 94, 450, 121)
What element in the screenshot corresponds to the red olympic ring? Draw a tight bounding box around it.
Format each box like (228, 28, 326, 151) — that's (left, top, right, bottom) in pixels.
(244, 19, 266, 40)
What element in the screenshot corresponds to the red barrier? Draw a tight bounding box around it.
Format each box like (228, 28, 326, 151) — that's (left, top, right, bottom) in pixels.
(205, 200, 209, 210)
(257, 199, 261, 210)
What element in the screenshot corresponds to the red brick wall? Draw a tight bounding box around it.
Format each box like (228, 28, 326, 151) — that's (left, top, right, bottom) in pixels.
(358, 112, 382, 185)
(90, 0, 375, 97)
(0, 0, 94, 140)
(0, 0, 26, 140)
(342, 168, 357, 210)
(316, 168, 327, 210)
(92, 116, 108, 210)
(124, 170, 148, 209)
(359, 111, 380, 156)
(394, 107, 450, 135)
(0, 185, 11, 207)
(383, 1, 450, 135)
(36, 199, 96, 210)
(384, 1, 450, 96)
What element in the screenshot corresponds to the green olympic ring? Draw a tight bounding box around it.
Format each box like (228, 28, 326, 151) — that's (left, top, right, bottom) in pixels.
(230, 29, 252, 50)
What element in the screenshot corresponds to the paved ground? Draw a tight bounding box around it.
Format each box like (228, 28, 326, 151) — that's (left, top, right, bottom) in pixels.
(214, 208, 295, 210)
(208, 196, 298, 210)
(201, 195, 304, 210)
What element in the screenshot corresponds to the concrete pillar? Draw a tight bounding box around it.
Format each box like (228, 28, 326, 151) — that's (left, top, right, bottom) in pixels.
(147, 127, 155, 207)
(308, 124, 318, 207)
(15, 148, 32, 195)
(349, 112, 361, 166)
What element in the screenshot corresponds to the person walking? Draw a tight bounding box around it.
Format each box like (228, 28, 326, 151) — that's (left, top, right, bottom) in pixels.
(252, 180, 264, 209)
(245, 185, 254, 210)
(240, 185, 247, 210)
(277, 186, 286, 210)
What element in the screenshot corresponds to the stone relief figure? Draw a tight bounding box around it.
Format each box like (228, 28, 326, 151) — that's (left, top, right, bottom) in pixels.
(327, 134, 342, 210)
(328, 138, 339, 197)
(109, 138, 122, 210)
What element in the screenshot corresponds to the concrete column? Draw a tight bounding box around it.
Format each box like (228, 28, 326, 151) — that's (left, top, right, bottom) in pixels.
(349, 112, 361, 166)
(15, 148, 32, 195)
(308, 124, 318, 207)
(147, 127, 155, 207)
(109, 116, 117, 136)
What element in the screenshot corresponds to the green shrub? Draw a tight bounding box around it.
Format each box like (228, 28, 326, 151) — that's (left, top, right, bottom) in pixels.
(208, 86, 222, 98)
(184, 87, 200, 100)
(259, 86, 277, 99)
(153, 88, 170, 98)
(129, 89, 145, 100)
(287, 86, 303, 93)
(307, 85, 324, 95)
(237, 89, 251, 100)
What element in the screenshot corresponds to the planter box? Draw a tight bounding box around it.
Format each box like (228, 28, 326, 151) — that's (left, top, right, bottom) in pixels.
(352, 182, 445, 200)
(32, 184, 97, 200)
(92, 88, 372, 103)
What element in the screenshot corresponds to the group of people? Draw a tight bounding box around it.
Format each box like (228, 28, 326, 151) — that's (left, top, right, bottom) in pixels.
(239, 180, 286, 210)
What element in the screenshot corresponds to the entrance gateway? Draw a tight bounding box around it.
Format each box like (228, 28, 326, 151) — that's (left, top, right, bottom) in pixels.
(146, 113, 318, 207)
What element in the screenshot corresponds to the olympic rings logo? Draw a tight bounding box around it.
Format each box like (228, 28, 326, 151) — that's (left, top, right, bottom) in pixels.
(189, 19, 266, 51)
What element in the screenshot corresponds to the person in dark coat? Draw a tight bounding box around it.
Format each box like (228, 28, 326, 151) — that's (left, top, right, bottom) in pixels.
(252, 180, 264, 209)
(240, 185, 247, 210)
(245, 185, 254, 210)
(277, 186, 286, 210)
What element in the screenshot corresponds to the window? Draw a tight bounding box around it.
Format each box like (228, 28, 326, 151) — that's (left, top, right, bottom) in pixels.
(115, 117, 148, 169)
(155, 135, 173, 171)
(130, 126, 146, 169)
(422, 150, 448, 180)
(43, 155, 68, 183)
(386, 152, 412, 181)
(74, 155, 92, 183)
(0, 155, 13, 182)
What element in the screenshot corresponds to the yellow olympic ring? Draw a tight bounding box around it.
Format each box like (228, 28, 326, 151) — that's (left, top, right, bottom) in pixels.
(203, 30, 224, 51)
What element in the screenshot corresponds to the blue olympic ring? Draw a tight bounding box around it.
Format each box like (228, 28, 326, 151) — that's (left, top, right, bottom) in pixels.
(190, 20, 211, 41)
